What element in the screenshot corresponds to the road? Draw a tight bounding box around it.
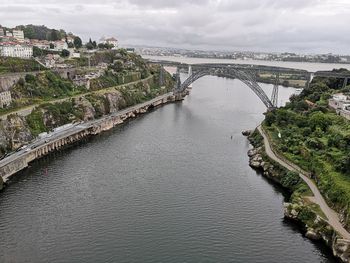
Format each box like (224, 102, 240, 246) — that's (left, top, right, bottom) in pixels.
(0, 92, 173, 181)
(0, 76, 155, 121)
(258, 125, 350, 239)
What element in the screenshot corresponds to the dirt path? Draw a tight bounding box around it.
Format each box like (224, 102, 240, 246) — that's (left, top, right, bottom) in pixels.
(258, 125, 350, 239)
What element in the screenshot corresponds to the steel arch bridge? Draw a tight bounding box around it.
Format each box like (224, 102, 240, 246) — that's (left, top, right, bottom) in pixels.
(153, 60, 350, 110)
(175, 67, 276, 109)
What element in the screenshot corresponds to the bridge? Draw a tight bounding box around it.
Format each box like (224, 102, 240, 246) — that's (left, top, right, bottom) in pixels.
(153, 60, 350, 109)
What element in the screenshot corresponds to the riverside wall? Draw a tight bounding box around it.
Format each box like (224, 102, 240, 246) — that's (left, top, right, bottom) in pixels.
(0, 92, 181, 183)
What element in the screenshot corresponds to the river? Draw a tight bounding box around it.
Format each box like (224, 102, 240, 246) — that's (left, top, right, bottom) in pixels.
(143, 55, 350, 72)
(0, 74, 338, 262)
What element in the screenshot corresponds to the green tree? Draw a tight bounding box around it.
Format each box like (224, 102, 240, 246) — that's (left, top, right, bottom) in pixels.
(86, 42, 94, 50)
(68, 42, 74, 48)
(61, 49, 70, 57)
(50, 29, 60, 41)
(73, 37, 82, 49)
(33, 46, 43, 57)
(309, 112, 331, 131)
(25, 74, 36, 83)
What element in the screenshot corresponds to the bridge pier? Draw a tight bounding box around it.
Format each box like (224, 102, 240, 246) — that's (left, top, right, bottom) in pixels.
(306, 73, 314, 89)
(188, 65, 193, 89)
(271, 72, 280, 108)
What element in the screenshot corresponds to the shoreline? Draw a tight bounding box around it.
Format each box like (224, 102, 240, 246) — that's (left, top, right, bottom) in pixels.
(245, 128, 350, 263)
(0, 91, 183, 186)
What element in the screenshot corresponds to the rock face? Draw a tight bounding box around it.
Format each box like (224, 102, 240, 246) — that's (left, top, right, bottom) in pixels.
(242, 130, 252, 136)
(105, 91, 122, 113)
(74, 97, 96, 121)
(247, 132, 350, 263)
(0, 115, 33, 154)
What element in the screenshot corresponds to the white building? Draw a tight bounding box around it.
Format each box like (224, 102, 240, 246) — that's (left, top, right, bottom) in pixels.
(0, 43, 33, 58)
(329, 93, 350, 120)
(12, 30, 24, 42)
(100, 37, 118, 49)
(0, 91, 12, 108)
(106, 37, 118, 49)
(30, 40, 50, 50)
(52, 41, 68, 51)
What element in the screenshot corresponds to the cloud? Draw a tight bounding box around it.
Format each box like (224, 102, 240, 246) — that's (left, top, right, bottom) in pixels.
(1, 0, 350, 54)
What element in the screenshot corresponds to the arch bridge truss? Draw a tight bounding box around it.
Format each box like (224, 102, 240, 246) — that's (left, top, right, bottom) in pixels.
(175, 66, 279, 109)
(154, 61, 350, 109)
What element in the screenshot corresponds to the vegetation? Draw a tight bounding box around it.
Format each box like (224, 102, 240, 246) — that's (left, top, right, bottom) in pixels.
(16, 24, 67, 41)
(263, 68, 350, 227)
(257, 73, 307, 88)
(73, 37, 82, 49)
(25, 71, 174, 135)
(12, 71, 85, 100)
(0, 57, 45, 73)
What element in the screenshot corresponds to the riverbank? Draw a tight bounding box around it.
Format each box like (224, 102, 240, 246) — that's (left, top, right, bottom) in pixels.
(0, 91, 184, 187)
(245, 128, 350, 262)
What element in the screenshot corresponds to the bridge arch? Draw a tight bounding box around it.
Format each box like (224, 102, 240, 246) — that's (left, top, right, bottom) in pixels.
(177, 68, 274, 108)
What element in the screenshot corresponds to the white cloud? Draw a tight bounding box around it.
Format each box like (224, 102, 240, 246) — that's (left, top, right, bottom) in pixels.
(1, 0, 350, 53)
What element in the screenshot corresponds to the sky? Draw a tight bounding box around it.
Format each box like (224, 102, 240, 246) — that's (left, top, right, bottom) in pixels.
(1, 0, 350, 54)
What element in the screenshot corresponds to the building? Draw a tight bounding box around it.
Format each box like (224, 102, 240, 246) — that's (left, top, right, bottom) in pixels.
(31, 39, 50, 50)
(0, 27, 4, 37)
(329, 93, 350, 120)
(63, 36, 75, 44)
(0, 91, 12, 108)
(0, 43, 33, 58)
(100, 37, 118, 49)
(105, 37, 118, 49)
(12, 30, 24, 42)
(5, 31, 12, 37)
(52, 41, 68, 51)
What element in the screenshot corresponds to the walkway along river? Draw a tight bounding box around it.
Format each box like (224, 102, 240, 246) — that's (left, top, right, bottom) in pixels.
(0, 75, 339, 262)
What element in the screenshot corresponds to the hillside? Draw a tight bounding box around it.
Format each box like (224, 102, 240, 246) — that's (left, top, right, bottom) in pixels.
(263, 69, 350, 228)
(0, 57, 45, 74)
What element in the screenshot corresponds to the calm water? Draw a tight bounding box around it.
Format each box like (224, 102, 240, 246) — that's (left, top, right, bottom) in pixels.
(0, 76, 337, 262)
(144, 55, 350, 72)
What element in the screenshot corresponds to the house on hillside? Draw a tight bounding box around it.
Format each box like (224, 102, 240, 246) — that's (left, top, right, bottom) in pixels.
(12, 30, 24, 43)
(31, 39, 50, 50)
(0, 42, 33, 58)
(100, 37, 118, 49)
(329, 93, 350, 120)
(52, 41, 68, 51)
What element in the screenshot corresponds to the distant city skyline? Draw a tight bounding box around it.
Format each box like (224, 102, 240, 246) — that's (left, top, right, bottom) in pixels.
(1, 0, 350, 54)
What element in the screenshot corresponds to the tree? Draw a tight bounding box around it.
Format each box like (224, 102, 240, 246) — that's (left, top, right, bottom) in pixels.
(264, 111, 276, 126)
(33, 46, 43, 57)
(61, 49, 70, 57)
(86, 42, 94, 50)
(309, 112, 331, 131)
(68, 42, 74, 48)
(73, 37, 82, 49)
(25, 74, 36, 83)
(336, 154, 350, 174)
(50, 29, 60, 41)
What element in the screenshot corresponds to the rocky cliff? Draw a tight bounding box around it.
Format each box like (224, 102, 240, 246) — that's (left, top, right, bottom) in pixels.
(0, 75, 173, 157)
(246, 129, 350, 263)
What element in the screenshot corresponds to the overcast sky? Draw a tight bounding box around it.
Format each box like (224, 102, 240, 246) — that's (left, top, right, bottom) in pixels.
(1, 0, 350, 54)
